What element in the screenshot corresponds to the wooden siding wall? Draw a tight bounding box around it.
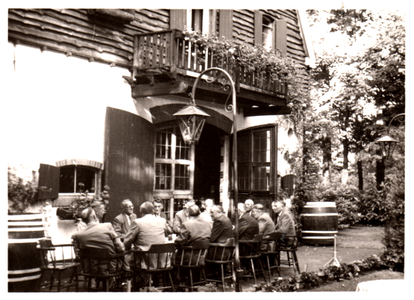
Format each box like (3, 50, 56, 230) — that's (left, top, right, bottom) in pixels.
(8, 9, 170, 69)
(233, 9, 307, 68)
(9, 9, 308, 71)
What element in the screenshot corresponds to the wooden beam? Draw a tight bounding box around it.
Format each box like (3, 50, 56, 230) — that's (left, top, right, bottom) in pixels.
(243, 105, 291, 117)
(131, 81, 188, 98)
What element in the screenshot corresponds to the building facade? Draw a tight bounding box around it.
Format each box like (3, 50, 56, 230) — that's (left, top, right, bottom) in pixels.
(7, 9, 313, 222)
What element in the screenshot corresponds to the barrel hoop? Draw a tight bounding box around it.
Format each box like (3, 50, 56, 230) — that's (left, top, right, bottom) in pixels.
(8, 215, 44, 220)
(301, 213, 338, 216)
(8, 221, 45, 226)
(8, 238, 42, 243)
(302, 230, 338, 234)
(302, 236, 335, 239)
(8, 267, 41, 275)
(8, 227, 45, 232)
(8, 274, 41, 282)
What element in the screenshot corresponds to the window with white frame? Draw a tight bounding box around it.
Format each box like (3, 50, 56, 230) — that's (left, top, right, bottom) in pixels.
(155, 125, 191, 191)
(262, 15, 274, 51)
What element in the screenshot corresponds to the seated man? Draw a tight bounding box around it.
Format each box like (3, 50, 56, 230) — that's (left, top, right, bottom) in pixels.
(124, 201, 170, 269)
(172, 199, 195, 234)
(251, 203, 275, 251)
(72, 207, 125, 274)
(200, 198, 214, 228)
(210, 205, 234, 243)
(272, 199, 296, 245)
(77, 200, 107, 231)
(236, 202, 259, 241)
(153, 197, 173, 235)
(112, 199, 137, 241)
(174, 205, 211, 265)
(245, 199, 254, 215)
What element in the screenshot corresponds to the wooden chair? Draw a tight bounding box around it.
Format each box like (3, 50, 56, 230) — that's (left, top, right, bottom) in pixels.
(36, 238, 79, 292)
(275, 234, 300, 275)
(205, 237, 235, 292)
(260, 232, 281, 280)
(172, 239, 209, 291)
(78, 248, 125, 292)
(239, 234, 267, 285)
(131, 244, 175, 292)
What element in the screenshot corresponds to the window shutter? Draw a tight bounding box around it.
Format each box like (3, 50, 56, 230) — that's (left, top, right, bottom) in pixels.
(219, 10, 233, 39)
(170, 9, 187, 30)
(254, 10, 263, 45)
(275, 19, 287, 56)
(104, 107, 155, 221)
(38, 164, 59, 199)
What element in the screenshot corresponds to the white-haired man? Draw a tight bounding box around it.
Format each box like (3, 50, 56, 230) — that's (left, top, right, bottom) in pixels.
(112, 199, 137, 241)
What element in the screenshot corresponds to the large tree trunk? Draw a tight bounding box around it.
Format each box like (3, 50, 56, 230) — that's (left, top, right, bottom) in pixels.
(357, 160, 363, 190)
(322, 136, 331, 184)
(341, 137, 349, 184)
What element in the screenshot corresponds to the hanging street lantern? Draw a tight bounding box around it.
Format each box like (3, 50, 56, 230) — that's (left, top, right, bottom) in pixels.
(173, 99, 210, 144)
(376, 134, 398, 159)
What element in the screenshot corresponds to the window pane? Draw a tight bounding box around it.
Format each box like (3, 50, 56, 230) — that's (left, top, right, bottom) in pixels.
(252, 166, 270, 191)
(238, 133, 250, 162)
(238, 164, 250, 191)
(176, 133, 190, 160)
(155, 163, 172, 190)
(59, 166, 75, 193)
(253, 130, 270, 162)
(76, 166, 95, 193)
(59, 166, 95, 193)
(175, 164, 190, 190)
(156, 130, 172, 159)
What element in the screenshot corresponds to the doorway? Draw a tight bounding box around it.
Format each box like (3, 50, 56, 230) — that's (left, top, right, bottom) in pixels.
(193, 123, 223, 202)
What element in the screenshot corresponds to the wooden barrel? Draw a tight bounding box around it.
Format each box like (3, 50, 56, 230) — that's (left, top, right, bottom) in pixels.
(300, 202, 338, 246)
(8, 214, 45, 292)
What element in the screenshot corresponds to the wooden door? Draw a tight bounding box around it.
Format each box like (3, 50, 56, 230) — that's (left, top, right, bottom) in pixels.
(104, 107, 155, 221)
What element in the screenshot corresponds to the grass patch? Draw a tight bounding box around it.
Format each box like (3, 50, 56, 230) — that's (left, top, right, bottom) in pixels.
(306, 270, 404, 292)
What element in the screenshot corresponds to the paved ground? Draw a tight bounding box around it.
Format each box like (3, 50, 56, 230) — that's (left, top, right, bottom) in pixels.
(37, 222, 385, 293)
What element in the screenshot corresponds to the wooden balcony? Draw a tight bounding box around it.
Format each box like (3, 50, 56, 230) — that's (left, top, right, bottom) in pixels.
(130, 30, 289, 113)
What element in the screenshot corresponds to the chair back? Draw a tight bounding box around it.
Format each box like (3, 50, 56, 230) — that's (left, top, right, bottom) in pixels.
(276, 234, 299, 250)
(173, 238, 210, 267)
(239, 234, 263, 258)
(37, 238, 76, 268)
(206, 238, 235, 262)
(78, 248, 124, 276)
(133, 243, 175, 271)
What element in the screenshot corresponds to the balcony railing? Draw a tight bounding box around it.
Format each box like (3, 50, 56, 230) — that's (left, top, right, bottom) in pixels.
(133, 30, 288, 97)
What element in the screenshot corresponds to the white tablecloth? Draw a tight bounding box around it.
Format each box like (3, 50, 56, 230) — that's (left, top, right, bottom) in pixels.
(356, 279, 406, 292)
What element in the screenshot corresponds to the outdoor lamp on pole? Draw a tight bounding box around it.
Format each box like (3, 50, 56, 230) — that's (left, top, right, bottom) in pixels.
(375, 113, 405, 159)
(173, 98, 210, 144)
(173, 67, 243, 292)
(375, 135, 398, 159)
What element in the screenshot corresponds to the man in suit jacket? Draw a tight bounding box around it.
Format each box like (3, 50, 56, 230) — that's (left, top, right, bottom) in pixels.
(236, 202, 259, 241)
(210, 204, 234, 243)
(175, 205, 211, 247)
(124, 201, 170, 269)
(272, 200, 296, 245)
(252, 203, 275, 250)
(112, 199, 137, 241)
(244, 199, 254, 215)
(153, 198, 173, 235)
(172, 199, 195, 234)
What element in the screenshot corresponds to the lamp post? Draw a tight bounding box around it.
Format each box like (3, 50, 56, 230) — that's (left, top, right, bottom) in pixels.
(375, 113, 405, 160)
(173, 67, 243, 292)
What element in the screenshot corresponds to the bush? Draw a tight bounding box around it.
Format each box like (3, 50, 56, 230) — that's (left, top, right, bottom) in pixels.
(8, 166, 40, 213)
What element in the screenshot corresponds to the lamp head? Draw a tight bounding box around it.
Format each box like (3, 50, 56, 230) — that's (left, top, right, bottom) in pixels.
(173, 102, 210, 144)
(376, 134, 398, 159)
